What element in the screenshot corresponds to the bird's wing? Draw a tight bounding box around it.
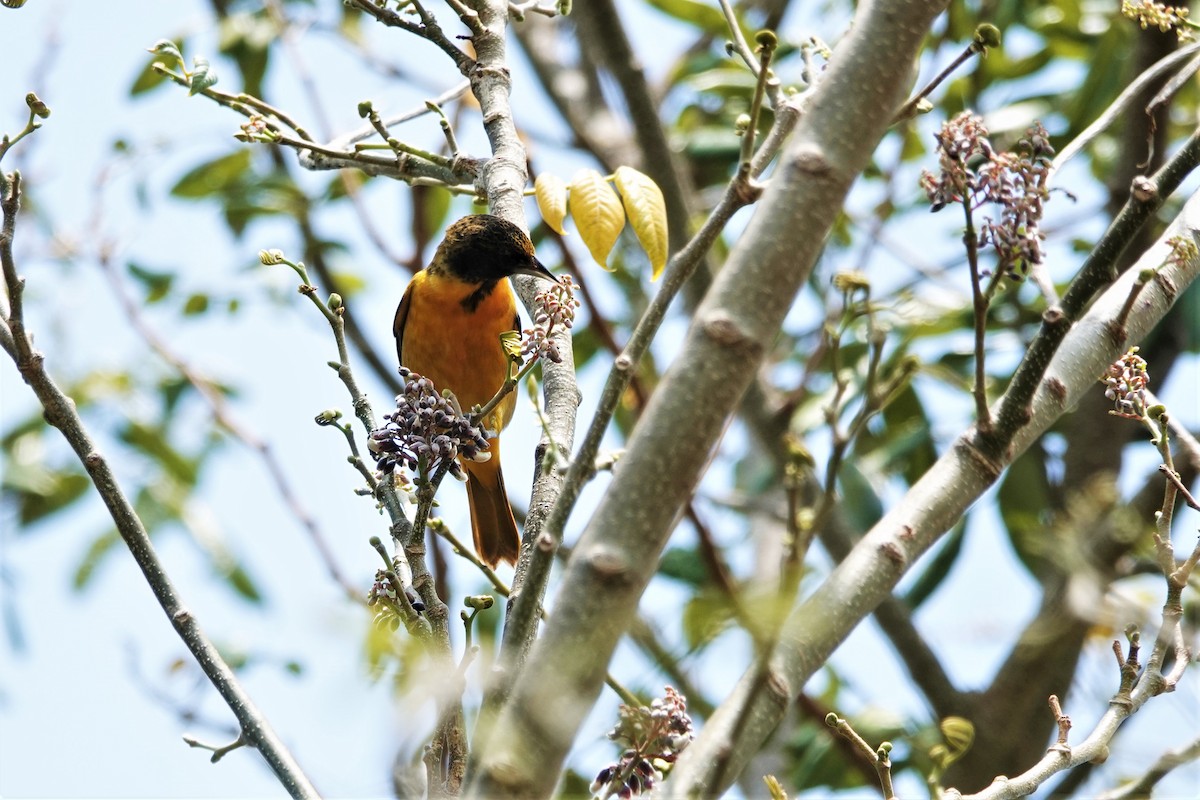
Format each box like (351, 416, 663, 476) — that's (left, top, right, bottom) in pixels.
(393, 280, 415, 363)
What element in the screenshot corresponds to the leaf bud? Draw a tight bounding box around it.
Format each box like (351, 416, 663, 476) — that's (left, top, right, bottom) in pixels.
(146, 39, 183, 63)
(465, 595, 495, 610)
(1131, 176, 1156, 202)
(973, 24, 1002, 49)
(831, 270, 870, 294)
(357, 100, 374, 119)
(187, 57, 218, 96)
(25, 92, 50, 119)
(328, 292, 343, 311)
(314, 409, 343, 425)
(258, 248, 285, 265)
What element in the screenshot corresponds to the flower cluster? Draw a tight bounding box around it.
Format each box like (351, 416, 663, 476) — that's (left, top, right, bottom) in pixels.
(1165, 234, 1199, 270)
(369, 368, 491, 481)
(521, 275, 580, 364)
(920, 113, 1054, 280)
(1104, 347, 1150, 419)
(920, 112, 991, 211)
(591, 687, 694, 798)
(366, 569, 403, 630)
(235, 115, 277, 143)
(1122, 1, 1195, 40)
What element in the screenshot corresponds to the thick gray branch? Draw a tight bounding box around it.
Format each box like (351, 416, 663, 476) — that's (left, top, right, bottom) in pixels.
(465, 2, 947, 796)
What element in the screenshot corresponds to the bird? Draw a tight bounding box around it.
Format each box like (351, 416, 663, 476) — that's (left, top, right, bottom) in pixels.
(393, 214, 557, 567)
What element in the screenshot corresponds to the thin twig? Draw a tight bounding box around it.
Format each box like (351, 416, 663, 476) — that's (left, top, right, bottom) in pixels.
(825, 713, 897, 800)
(345, 0, 474, 73)
(893, 28, 998, 124)
(962, 195, 992, 430)
(1049, 41, 1200, 187)
(3, 168, 318, 798)
(94, 253, 360, 601)
(1095, 734, 1200, 800)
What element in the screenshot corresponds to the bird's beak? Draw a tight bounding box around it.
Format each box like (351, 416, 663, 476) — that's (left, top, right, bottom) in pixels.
(513, 257, 560, 284)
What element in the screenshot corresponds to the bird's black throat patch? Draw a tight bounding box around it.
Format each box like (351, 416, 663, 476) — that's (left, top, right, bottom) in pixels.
(461, 279, 501, 313)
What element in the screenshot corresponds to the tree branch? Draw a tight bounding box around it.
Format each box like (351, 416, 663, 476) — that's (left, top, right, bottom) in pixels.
(987, 125, 1200, 455)
(466, 2, 946, 796)
(663, 188, 1200, 799)
(2, 171, 318, 799)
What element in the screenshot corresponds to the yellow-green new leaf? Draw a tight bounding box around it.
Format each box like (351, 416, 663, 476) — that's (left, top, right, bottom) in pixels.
(499, 330, 524, 375)
(535, 173, 569, 235)
(614, 166, 668, 279)
(568, 168, 624, 269)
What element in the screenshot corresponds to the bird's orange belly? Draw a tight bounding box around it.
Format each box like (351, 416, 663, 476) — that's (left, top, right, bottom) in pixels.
(401, 279, 517, 432)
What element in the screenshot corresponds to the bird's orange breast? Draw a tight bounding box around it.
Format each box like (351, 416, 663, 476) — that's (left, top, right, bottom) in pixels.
(398, 271, 518, 432)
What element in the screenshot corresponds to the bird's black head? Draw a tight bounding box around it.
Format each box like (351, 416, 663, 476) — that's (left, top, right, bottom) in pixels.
(431, 214, 557, 285)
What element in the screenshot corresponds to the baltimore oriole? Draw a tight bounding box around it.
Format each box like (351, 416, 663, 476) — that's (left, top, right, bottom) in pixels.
(393, 214, 557, 567)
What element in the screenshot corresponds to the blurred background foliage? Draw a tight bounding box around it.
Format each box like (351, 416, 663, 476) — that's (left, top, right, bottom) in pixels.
(2, 0, 1198, 796)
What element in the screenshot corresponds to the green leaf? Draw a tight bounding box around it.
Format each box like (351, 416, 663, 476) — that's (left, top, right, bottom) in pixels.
(558, 770, 594, 800)
(131, 38, 184, 96)
(158, 375, 196, 417)
(223, 563, 263, 604)
(127, 262, 175, 304)
(998, 446, 1052, 576)
(324, 170, 369, 201)
(182, 293, 210, 315)
(171, 150, 252, 199)
(785, 719, 866, 791)
(172, 151, 308, 237)
(658, 546, 709, 587)
(413, 184, 452, 258)
(3, 465, 92, 526)
(864, 382, 938, 487)
(119, 421, 200, 487)
(645, 0, 735, 36)
(217, 11, 273, 98)
(215, 643, 250, 671)
(73, 529, 122, 590)
(327, 271, 366, 298)
(838, 461, 883, 533)
(681, 587, 736, 649)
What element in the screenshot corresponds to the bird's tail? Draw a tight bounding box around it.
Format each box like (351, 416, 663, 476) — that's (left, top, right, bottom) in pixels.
(464, 440, 521, 567)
